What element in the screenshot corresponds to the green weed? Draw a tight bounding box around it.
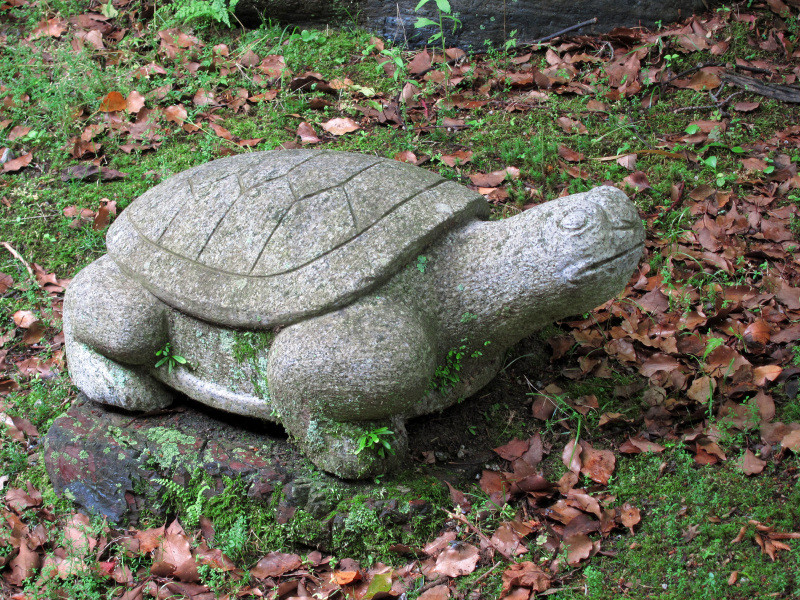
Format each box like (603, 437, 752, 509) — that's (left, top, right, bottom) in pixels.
(154, 342, 188, 373)
(355, 426, 396, 458)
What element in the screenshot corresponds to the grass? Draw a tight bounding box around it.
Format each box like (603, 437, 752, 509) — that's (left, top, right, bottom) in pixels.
(567, 449, 800, 599)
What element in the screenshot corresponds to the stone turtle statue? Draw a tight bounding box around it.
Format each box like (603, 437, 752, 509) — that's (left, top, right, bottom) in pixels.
(64, 150, 644, 478)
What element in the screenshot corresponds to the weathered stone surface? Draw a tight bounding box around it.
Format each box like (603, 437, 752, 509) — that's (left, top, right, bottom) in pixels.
(64, 256, 173, 412)
(106, 149, 487, 328)
(234, 0, 717, 49)
(63, 150, 645, 479)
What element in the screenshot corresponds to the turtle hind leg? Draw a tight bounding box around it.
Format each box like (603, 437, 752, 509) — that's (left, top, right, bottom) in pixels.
(267, 296, 436, 478)
(64, 255, 173, 411)
(64, 339, 173, 411)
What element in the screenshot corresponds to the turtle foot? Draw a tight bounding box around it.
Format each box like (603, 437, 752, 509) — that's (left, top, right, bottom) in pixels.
(292, 415, 408, 480)
(65, 338, 173, 412)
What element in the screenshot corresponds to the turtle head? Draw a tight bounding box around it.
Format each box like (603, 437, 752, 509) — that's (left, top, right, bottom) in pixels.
(494, 186, 645, 327)
(553, 186, 644, 296)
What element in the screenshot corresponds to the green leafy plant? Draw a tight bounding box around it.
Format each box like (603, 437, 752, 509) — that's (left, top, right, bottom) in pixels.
(355, 426, 396, 458)
(414, 0, 462, 57)
(155, 342, 188, 373)
(172, 0, 240, 27)
(377, 47, 408, 83)
(154, 476, 210, 529)
(432, 340, 467, 390)
(702, 336, 726, 361)
(291, 28, 325, 44)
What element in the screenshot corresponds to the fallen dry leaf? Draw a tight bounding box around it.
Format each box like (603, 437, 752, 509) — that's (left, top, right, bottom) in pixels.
(418, 584, 451, 600)
(433, 542, 479, 577)
(565, 533, 593, 565)
(440, 150, 473, 167)
(557, 145, 585, 162)
(394, 150, 418, 164)
(739, 449, 767, 475)
(490, 524, 528, 557)
(297, 122, 321, 145)
(619, 502, 641, 533)
(250, 552, 302, 579)
(623, 171, 651, 191)
(331, 570, 361, 585)
(63, 513, 97, 556)
(562, 438, 582, 473)
(781, 430, 800, 452)
(99, 91, 127, 112)
(13, 310, 37, 328)
(620, 436, 665, 454)
(8, 125, 31, 141)
(6, 541, 41, 586)
(753, 365, 782, 386)
(164, 105, 188, 125)
(557, 117, 587, 134)
(30, 17, 67, 39)
(321, 117, 359, 135)
(22, 320, 45, 345)
(209, 123, 232, 140)
(580, 441, 616, 485)
(0, 273, 13, 294)
(3, 152, 33, 172)
(502, 561, 551, 594)
(258, 55, 286, 78)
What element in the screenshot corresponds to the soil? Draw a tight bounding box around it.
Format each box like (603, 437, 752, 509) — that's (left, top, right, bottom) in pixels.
(407, 337, 554, 479)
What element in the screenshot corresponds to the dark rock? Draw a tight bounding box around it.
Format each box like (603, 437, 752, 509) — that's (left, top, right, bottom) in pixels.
(43, 395, 452, 543)
(43, 395, 351, 524)
(234, 0, 718, 49)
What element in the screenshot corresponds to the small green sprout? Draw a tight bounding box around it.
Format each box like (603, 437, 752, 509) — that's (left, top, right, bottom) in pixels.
(416, 255, 429, 273)
(155, 342, 187, 373)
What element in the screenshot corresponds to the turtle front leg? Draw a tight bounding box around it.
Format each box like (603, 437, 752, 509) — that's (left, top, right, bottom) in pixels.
(267, 297, 436, 479)
(64, 255, 173, 411)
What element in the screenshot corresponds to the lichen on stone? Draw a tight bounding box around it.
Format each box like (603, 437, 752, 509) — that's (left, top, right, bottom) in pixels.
(144, 427, 198, 470)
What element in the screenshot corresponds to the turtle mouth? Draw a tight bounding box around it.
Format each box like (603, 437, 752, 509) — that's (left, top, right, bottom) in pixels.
(563, 242, 644, 284)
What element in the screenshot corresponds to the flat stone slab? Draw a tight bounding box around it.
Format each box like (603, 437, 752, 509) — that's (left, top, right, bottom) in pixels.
(43, 396, 361, 524)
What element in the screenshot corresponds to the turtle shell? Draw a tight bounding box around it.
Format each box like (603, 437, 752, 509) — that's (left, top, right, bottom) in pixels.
(107, 149, 489, 327)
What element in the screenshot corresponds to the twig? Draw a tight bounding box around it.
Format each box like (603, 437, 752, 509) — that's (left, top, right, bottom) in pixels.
(591, 119, 645, 144)
(530, 17, 598, 44)
(734, 64, 772, 75)
(661, 61, 719, 85)
(1, 242, 34, 278)
(418, 576, 449, 593)
(625, 106, 653, 149)
(396, 2, 409, 48)
(447, 510, 514, 561)
(721, 73, 800, 103)
(672, 91, 744, 113)
(464, 561, 504, 598)
(662, 62, 773, 86)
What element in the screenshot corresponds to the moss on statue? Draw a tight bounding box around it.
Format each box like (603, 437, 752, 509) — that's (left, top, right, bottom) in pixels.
(232, 330, 274, 401)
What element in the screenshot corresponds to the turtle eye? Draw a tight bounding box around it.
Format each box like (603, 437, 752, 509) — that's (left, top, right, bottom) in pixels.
(559, 209, 588, 231)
